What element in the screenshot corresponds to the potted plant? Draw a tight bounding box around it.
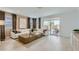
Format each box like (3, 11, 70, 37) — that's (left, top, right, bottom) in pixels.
(73, 29, 79, 32)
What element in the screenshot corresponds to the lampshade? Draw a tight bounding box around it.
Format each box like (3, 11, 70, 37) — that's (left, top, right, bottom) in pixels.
(0, 20, 4, 25)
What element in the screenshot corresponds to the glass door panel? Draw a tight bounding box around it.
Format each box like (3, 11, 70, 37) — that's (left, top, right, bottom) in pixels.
(43, 19, 60, 36)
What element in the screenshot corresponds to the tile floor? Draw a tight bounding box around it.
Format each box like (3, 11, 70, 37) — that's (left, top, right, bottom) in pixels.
(0, 35, 73, 51)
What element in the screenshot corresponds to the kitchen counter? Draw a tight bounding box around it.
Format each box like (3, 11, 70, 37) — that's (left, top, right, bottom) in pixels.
(72, 32, 79, 51)
(73, 32, 79, 40)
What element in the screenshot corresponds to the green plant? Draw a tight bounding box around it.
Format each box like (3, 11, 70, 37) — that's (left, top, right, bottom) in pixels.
(73, 29, 79, 31)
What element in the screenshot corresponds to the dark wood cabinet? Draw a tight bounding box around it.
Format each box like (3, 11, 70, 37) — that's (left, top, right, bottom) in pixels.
(0, 11, 5, 41)
(0, 25, 5, 41)
(0, 11, 5, 20)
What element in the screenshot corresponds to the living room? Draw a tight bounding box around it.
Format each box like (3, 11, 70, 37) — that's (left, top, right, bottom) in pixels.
(0, 7, 79, 51)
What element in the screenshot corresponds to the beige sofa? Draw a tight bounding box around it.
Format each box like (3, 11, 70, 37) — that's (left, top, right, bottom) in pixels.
(10, 29, 44, 39)
(10, 29, 31, 39)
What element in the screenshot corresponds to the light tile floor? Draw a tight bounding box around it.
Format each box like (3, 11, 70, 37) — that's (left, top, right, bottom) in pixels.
(0, 35, 73, 51)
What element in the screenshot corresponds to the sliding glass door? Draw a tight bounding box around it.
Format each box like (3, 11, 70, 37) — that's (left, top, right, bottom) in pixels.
(43, 19, 60, 36)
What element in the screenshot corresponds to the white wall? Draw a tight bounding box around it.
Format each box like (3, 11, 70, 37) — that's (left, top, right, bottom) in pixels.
(41, 10, 79, 38)
(59, 10, 79, 37)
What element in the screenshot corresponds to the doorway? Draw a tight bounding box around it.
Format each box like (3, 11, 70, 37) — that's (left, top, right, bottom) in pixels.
(43, 19, 60, 36)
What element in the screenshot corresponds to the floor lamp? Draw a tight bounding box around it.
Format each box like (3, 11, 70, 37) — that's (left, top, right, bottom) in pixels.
(0, 20, 5, 44)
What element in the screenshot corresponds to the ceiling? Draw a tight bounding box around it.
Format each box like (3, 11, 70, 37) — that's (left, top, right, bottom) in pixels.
(0, 7, 78, 18)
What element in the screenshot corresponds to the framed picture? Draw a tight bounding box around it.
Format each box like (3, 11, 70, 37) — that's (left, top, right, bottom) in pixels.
(19, 17, 27, 29)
